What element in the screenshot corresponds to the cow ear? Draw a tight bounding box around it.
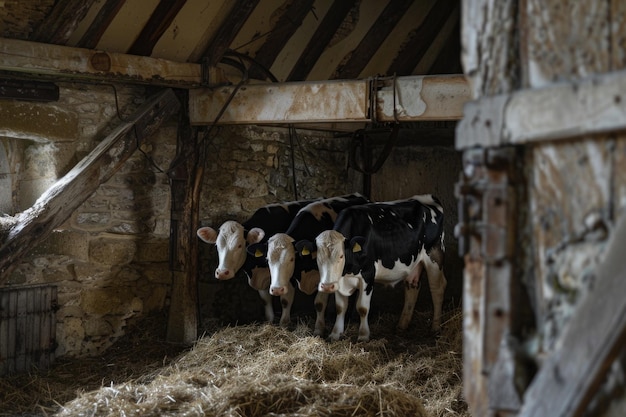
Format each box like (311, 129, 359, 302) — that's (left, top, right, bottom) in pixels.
(197, 227, 218, 244)
(349, 236, 366, 253)
(246, 227, 265, 244)
(295, 240, 316, 257)
(247, 242, 268, 258)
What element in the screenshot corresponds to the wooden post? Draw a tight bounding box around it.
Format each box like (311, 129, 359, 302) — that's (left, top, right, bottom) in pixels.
(166, 93, 202, 344)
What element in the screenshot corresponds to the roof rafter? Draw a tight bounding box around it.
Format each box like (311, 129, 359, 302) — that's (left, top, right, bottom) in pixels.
(287, 0, 358, 82)
(30, 0, 98, 44)
(387, 0, 458, 76)
(127, 0, 188, 56)
(334, 0, 414, 79)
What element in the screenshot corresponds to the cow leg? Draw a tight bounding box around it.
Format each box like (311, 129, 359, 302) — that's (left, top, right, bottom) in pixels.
(398, 262, 423, 330)
(424, 259, 447, 331)
(257, 289, 275, 323)
(278, 283, 296, 327)
(329, 292, 348, 341)
(355, 288, 372, 342)
(313, 291, 329, 336)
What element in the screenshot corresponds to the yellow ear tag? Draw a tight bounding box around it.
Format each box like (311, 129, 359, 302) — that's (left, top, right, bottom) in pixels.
(301, 247, 310, 256)
(255, 249, 263, 257)
(352, 242, 362, 253)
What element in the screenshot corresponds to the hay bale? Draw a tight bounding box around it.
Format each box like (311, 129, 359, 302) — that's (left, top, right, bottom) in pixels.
(53, 311, 466, 417)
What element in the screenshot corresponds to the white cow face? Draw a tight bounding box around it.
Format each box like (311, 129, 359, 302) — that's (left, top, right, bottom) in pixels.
(197, 221, 265, 280)
(315, 230, 346, 293)
(266, 233, 296, 296)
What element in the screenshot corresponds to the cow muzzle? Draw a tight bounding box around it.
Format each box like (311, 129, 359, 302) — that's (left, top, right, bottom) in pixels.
(270, 286, 287, 296)
(319, 282, 337, 293)
(215, 268, 233, 280)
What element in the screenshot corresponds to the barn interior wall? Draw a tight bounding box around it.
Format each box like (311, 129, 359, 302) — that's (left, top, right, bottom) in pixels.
(1, 82, 462, 359)
(1, 83, 175, 358)
(197, 128, 462, 331)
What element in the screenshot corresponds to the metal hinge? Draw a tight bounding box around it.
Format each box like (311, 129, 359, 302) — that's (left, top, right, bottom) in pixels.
(455, 147, 517, 264)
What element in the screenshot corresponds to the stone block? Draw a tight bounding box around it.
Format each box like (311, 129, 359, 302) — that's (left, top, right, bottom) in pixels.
(88, 238, 136, 265)
(135, 239, 169, 262)
(80, 287, 136, 316)
(84, 317, 113, 337)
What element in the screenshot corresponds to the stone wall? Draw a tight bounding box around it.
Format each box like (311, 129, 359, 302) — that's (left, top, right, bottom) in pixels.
(1, 82, 175, 357)
(1, 81, 462, 358)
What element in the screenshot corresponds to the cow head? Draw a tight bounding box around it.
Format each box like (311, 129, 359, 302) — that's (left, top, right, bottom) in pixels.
(315, 231, 366, 293)
(263, 233, 296, 296)
(197, 221, 265, 280)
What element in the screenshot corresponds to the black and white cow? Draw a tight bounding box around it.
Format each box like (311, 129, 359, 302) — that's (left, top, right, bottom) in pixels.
(310, 195, 447, 342)
(196, 198, 320, 324)
(249, 193, 370, 335)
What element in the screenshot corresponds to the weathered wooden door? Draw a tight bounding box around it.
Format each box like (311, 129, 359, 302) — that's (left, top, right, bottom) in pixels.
(457, 1, 626, 416)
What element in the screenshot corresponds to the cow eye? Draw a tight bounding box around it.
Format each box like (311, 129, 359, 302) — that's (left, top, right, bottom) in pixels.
(339, 254, 344, 259)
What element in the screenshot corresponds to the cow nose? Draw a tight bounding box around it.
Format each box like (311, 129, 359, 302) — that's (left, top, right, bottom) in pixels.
(215, 269, 231, 280)
(270, 286, 285, 296)
(319, 282, 336, 293)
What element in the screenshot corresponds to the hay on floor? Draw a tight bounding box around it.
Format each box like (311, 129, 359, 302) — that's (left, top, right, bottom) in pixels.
(1, 309, 467, 417)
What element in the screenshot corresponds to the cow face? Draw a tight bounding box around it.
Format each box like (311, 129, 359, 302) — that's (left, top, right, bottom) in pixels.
(265, 233, 296, 296)
(315, 230, 347, 293)
(197, 221, 265, 280)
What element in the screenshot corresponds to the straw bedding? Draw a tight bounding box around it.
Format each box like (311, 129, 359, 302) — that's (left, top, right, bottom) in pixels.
(1, 308, 468, 417)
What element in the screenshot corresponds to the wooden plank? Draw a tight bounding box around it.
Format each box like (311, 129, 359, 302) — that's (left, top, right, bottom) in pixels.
(247, 0, 315, 81)
(334, 0, 414, 80)
(77, 0, 127, 49)
(386, 0, 457, 76)
(287, 0, 358, 81)
(0, 89, 180, 282)
(461, 0, 518, 98)
(456, 69, 626, 149)
(30, 0, 98, 44)
(189, 74, 469, 125)
(519, 215, 626, 417)
(127, 0, 187, 56)
(0, 38, 224, 88)
(200, 0, 260, 66)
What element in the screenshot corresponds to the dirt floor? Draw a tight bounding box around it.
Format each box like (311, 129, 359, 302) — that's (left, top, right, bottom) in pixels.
(1, 305, 468, 417)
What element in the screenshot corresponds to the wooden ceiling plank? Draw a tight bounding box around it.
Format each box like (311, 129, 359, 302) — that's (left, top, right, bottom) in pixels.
(335, 0, 414, 80)
(77, 0, 127, 49)
(188, 74, 469, 125)
(201, 0, 261, 66)
(287, 0, 359, 81)
(30, 0, 98, 44)
(387, 0, 458, 76)
(127, 0, 188, 56)
(0, 38, 220, 87)
(247, 0, 316, 80)
(0, 89, 180, 281)
(427, 19, 462, 75)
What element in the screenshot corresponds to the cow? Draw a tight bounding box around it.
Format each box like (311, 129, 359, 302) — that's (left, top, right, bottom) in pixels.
(248, 193, 370, 336)
(196, 198, 320, 325)
(307, 195, 447, 342)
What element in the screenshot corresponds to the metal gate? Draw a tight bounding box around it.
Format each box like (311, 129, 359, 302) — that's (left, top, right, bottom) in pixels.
(0, 284, 57, 375)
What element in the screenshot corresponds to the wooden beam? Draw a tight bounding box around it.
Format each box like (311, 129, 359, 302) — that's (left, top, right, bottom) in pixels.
(0, 89, 180, 282)
(519, 215, 626, 417)
(200, 0, 260, 66)
(30, 0, 98, 44)
(247, 0, 315, 81)
(287, 0, 358, 81)
(0, 38, 227, 87)
(189, 74, 470, 125)
(456, 69, 626, 149)
(77, 0, 127, 50)
(334, 0, 414, 80)
(387, 0, 458, 76)
(127, 0, 188, 56)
